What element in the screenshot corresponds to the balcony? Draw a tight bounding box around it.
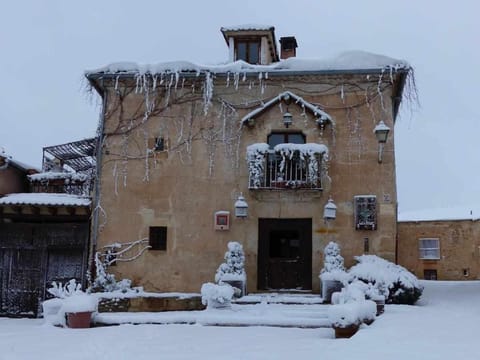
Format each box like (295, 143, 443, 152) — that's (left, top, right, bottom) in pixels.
(247, 143, 328, 190)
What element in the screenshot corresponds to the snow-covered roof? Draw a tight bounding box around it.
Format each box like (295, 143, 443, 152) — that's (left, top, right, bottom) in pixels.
(0, 193, 91, 207)
(0, 152, 39, 172)
(241, 90, 333, 125)
(398, 206, 480, 222)
(28, 172, 88, 182)
(86, 51, 410, 77)
(220, 24, 274, 32)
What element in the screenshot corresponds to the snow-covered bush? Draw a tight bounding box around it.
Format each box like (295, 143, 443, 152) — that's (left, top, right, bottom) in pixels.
(89, 252, 135, 293)
(246, 143, 269, 188)
(47, 279, 82, 299)
(43, 279, 98, 327)
(328, 300, 376, 328)
(331, 280, 367, 305)
(349, 255, 423, 305)
(201, 283, 234, 310)
(215, 242, 246, 283)
(215, 242, 247, 297)
(320, 242, 347, 282)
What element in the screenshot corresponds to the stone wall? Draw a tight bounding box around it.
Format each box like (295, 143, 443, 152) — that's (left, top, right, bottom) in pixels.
(397, 220, 480, 280)
(94, 71, 401, 293)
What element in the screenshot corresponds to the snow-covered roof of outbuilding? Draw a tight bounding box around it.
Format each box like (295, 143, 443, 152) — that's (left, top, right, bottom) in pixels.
(0, 193, 91, 207)
(398, 206, 480, 222)
(0, 151, 39, 173)
(28, 172, 88, 182)
(86, 50, 410, 77)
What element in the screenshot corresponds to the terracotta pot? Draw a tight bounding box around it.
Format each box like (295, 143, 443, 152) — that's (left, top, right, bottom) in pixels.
(66, 311, 92, 329)
(333, 323, 360, 339)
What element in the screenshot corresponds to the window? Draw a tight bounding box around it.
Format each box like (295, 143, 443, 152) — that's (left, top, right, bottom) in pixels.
(154, 137, 165, 151)
(149, 226, 167, 250)
(236, 40, 260, 64)
(267, 132, 309, 188)
(419, 238, 440, 259)
(354, 196, 377, 230)
(423, 269, 437, 280)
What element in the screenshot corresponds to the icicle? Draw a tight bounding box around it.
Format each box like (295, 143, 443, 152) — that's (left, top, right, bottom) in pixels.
(377, 71, 386, 112)
(174, 71, 180, 91)
(242, 72, 246, 82)
(203, 72, 213, 115)
(340, 84, 345, 102)
(226, 72, 230, 87)
(114, 76, 120, 91)
(152, 75, 158, 90)
(234, 72, 240, 90)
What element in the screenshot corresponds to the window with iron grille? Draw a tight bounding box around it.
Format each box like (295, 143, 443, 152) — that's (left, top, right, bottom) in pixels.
(149, 226, 167, 250)
(419, 238, 440, 260)
(354, 195, 377, 230)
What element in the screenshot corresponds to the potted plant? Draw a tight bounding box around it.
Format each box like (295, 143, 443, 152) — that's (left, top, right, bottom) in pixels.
(42, 279, 98, 328)
(320, 242, 347, 303)
(63, 294, 98, 328)
(215, 242, 246, 297)
(329, 281, 377, 335)
(328, 303, 362, 338)
(201, 282, 234, 310)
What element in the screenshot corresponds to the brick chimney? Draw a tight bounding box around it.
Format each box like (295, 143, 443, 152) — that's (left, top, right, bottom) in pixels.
(279, 36, 298, 60)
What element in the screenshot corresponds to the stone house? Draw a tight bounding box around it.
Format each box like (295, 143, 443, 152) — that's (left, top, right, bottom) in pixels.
(397, 208, 480, 280)
(86, 25, 413, 293)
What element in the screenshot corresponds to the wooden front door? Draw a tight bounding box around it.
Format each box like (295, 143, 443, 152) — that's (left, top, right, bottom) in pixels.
(258, 219, 312, 290)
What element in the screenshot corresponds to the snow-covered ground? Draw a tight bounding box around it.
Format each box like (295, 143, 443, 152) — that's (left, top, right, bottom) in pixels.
(0, 281, 478, 360)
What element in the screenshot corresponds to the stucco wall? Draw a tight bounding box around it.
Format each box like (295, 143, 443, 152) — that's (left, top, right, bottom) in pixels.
(397, 220, 480, 280)
(94, 72, 400, 293)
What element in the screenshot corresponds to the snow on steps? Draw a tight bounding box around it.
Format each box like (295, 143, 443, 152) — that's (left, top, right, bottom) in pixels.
(94, 303, 331, 329)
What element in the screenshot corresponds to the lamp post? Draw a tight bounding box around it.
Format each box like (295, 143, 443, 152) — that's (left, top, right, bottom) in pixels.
(374, 120, 390, 163)
(234, 194, 248, 218)
(323, 198, 337, 221)
(283, 112, 293, 128)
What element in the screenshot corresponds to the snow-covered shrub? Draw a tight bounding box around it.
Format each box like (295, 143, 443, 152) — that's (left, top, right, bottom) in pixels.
(320, 242, 347, 282)
(89, 252, 134, 293)
(331, 280, 367, 305)
(201, 283, 234, 310)
(349, 255, 423, 305)
(328, 301, 376, 328)
(43, 279, 98, 327)
(246, 143, 269, 188)
(47, 279, 82, 299)
(215, 242, 246, 283)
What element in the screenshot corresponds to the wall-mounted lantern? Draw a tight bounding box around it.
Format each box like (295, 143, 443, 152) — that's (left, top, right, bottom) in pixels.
(283, 112, 293, 128)
(234, 194, 248, 218)
(323, 198, 337, 221)
(374, 120, 390, 163)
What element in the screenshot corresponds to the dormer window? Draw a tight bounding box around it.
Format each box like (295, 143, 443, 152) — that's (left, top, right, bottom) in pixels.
(220, 25, 279, 65)
(236, 39, 260, 64)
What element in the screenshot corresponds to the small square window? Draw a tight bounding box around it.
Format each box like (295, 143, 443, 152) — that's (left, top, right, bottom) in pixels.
(154, 137, 165, 151)
(423, 269, 437, 280)
(149, 226, 167, 250)
(419, 238, 440, 260)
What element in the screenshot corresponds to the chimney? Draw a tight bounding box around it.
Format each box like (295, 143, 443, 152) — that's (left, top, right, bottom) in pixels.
(280, 36, 298, 60)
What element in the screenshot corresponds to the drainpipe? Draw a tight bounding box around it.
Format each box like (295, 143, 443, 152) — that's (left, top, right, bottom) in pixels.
(89, 81, 107, 285)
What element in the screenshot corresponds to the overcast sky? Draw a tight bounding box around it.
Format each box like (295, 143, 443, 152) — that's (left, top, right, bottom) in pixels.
(1, 0, 478, 212)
